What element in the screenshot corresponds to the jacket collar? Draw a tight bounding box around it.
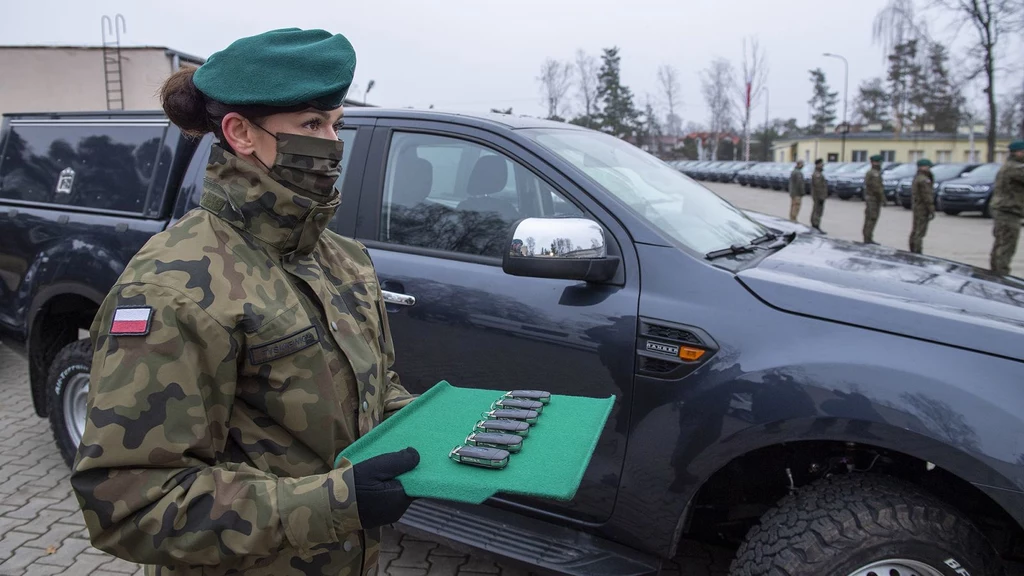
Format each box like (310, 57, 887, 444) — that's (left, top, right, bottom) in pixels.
(199, 144, 339, 256)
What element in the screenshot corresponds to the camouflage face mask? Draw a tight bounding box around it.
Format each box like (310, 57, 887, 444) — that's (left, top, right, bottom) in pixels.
(253, 126, 345, 202)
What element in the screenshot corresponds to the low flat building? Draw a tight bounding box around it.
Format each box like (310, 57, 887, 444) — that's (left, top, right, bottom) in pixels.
(0, 45, 372, 118)
(772, 131, 1014, 164)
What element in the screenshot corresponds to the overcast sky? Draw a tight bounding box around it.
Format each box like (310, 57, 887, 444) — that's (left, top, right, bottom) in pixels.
(2, 0, 1020, 125)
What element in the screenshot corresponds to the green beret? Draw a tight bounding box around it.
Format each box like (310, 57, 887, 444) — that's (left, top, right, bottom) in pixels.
(193, 28, 356, 109)
(870, 154, 883, 162)
(917, 158, 934, 167)
(1010, 140, 1024, 152)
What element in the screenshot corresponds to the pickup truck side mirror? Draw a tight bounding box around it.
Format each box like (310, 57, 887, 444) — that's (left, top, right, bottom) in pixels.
(502, 217, 620, 283)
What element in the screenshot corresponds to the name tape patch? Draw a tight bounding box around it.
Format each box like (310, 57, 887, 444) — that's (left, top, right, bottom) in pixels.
(250, 326, 320, 365)
(110, 306, 153, 336)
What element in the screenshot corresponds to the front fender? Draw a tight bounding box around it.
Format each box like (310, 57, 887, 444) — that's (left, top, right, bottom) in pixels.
(608, 356, 1024, 557)
(23, 237, 129, 416)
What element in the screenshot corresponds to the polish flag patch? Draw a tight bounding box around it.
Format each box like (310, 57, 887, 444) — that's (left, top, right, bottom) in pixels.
(110, 307, 153, 336)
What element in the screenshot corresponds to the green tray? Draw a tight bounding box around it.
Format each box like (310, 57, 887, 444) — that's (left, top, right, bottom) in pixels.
(336, 381, 614, 504)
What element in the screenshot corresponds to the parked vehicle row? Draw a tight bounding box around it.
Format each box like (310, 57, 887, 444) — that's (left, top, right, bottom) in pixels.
(832, 162, 901, 200)
(670, 160, 1005, 219)
(896, 163, 982, 209)
(670, 160, 756, 183)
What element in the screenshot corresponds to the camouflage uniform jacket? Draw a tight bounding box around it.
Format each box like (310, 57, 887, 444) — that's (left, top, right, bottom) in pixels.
(864, 167, 884, 204)
(990, 158, 1024, 217)
(811, 168, 828, 200)
(911, 172, 935, 216)
(71, 144, 415, 576)
(789, 167, 805, 198)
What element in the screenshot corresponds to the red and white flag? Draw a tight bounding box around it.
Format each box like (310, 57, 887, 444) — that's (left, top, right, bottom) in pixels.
(110, 307, 153, 336)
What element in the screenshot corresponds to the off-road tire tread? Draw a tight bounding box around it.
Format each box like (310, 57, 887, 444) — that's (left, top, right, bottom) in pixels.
(47, 338, 93, 467)
(728, 474, 1002, 576)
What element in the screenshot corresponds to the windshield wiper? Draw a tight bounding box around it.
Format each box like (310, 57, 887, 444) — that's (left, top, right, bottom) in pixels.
(705, 231, 795, 261)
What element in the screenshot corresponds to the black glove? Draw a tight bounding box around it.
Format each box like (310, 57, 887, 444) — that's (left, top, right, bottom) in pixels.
(352, 447, 420, 529)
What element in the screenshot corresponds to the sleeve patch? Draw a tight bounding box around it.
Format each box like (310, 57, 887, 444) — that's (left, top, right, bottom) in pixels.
(110, 307, 154, 336)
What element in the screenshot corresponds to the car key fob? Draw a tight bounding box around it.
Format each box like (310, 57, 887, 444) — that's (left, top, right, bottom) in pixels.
(505, 390, 551, 404)
(449, 445, 509, 469)
(466, 432, 523, 453)
(475, 419, 530, 437)
(492, 398, 544, 412)
(482, 409, 539, 425)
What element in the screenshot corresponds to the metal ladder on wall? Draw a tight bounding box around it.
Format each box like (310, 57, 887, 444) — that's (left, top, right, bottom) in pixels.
(101, 15, 126, 111)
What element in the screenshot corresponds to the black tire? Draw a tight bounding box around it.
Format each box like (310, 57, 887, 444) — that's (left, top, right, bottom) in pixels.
(944, 209, 962, 216)
(47, 339, 93, 467)
(838, 194, 851, 201)
(729, 475, 1002, 576)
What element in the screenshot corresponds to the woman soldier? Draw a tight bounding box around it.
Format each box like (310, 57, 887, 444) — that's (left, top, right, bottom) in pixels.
(72, 28, 419, 576)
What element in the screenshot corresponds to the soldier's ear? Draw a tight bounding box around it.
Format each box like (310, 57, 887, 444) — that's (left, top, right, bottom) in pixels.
(222, 113, 258, 157)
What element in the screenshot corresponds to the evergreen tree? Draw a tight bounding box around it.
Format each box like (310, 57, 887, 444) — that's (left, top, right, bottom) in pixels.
(595, 47, 642, 140)
(917, 43, 963, 132)
(808, 68, 839, 133)
(887, 40, 922, 131)
(854, 78, 891, 128)
(638, 99, 663, 154)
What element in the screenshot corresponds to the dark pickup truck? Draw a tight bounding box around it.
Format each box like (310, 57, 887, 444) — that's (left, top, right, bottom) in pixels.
(3, 110, 1024, 576)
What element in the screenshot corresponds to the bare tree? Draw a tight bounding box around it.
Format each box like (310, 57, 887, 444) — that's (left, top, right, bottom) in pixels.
(874, 0, 1021, 161)
(574, 50, 599, 127)
(701, 58, 736, 160)
(537, 58, 574, 120)
(657, 65, 682, 137)
(872, 0, 929, 59)
(736, 37, 768, 161)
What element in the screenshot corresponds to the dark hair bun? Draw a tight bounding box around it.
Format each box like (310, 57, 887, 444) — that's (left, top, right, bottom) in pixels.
(160, 67, 213, 137)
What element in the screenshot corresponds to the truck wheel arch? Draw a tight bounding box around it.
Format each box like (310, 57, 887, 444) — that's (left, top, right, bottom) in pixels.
(675, 423, 1024, 560)
(27, 284, 104, 417)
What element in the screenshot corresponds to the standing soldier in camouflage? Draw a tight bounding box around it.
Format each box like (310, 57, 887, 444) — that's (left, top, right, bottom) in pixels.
(788, 159, 806, 222)
(71, 29, 420, 576)
(989, 140, 1024, 275)
(810, 159, 828, 233)
(862, 154, 885, 245)
(909, 159, 936, 254)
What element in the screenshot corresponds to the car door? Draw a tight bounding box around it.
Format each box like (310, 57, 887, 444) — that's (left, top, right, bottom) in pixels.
(353, 119, 640, 523)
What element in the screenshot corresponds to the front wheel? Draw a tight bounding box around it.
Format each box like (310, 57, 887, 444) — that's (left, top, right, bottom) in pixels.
(729, 475, 1002, 576)
(48, 339, 93, 467)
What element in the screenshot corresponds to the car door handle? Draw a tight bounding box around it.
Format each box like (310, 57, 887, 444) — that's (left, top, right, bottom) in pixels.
(381, 290, 416, 307)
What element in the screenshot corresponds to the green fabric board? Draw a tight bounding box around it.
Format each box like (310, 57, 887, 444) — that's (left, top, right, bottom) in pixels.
(336, 381, 614, 504)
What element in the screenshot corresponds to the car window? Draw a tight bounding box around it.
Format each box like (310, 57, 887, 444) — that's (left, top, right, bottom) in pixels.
(962, 163, 1000, 180)
(0, 123, 171, 213)
(931, 164, 971, 180)
(525, 128, 768, 255)
(379, 131, 583, 258)
(884, 164, 917, 180)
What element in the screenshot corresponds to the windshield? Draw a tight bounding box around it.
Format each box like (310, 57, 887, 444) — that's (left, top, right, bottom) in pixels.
(960, 163, 1001, 181)
(931, 164, 972, 180)
(525, 128, 768, 254)
(884, 164, 917, 180)
(835, 163, 868, 174)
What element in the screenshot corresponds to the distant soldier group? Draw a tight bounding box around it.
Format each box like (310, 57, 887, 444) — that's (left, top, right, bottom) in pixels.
(788, 139, 1024, 276)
